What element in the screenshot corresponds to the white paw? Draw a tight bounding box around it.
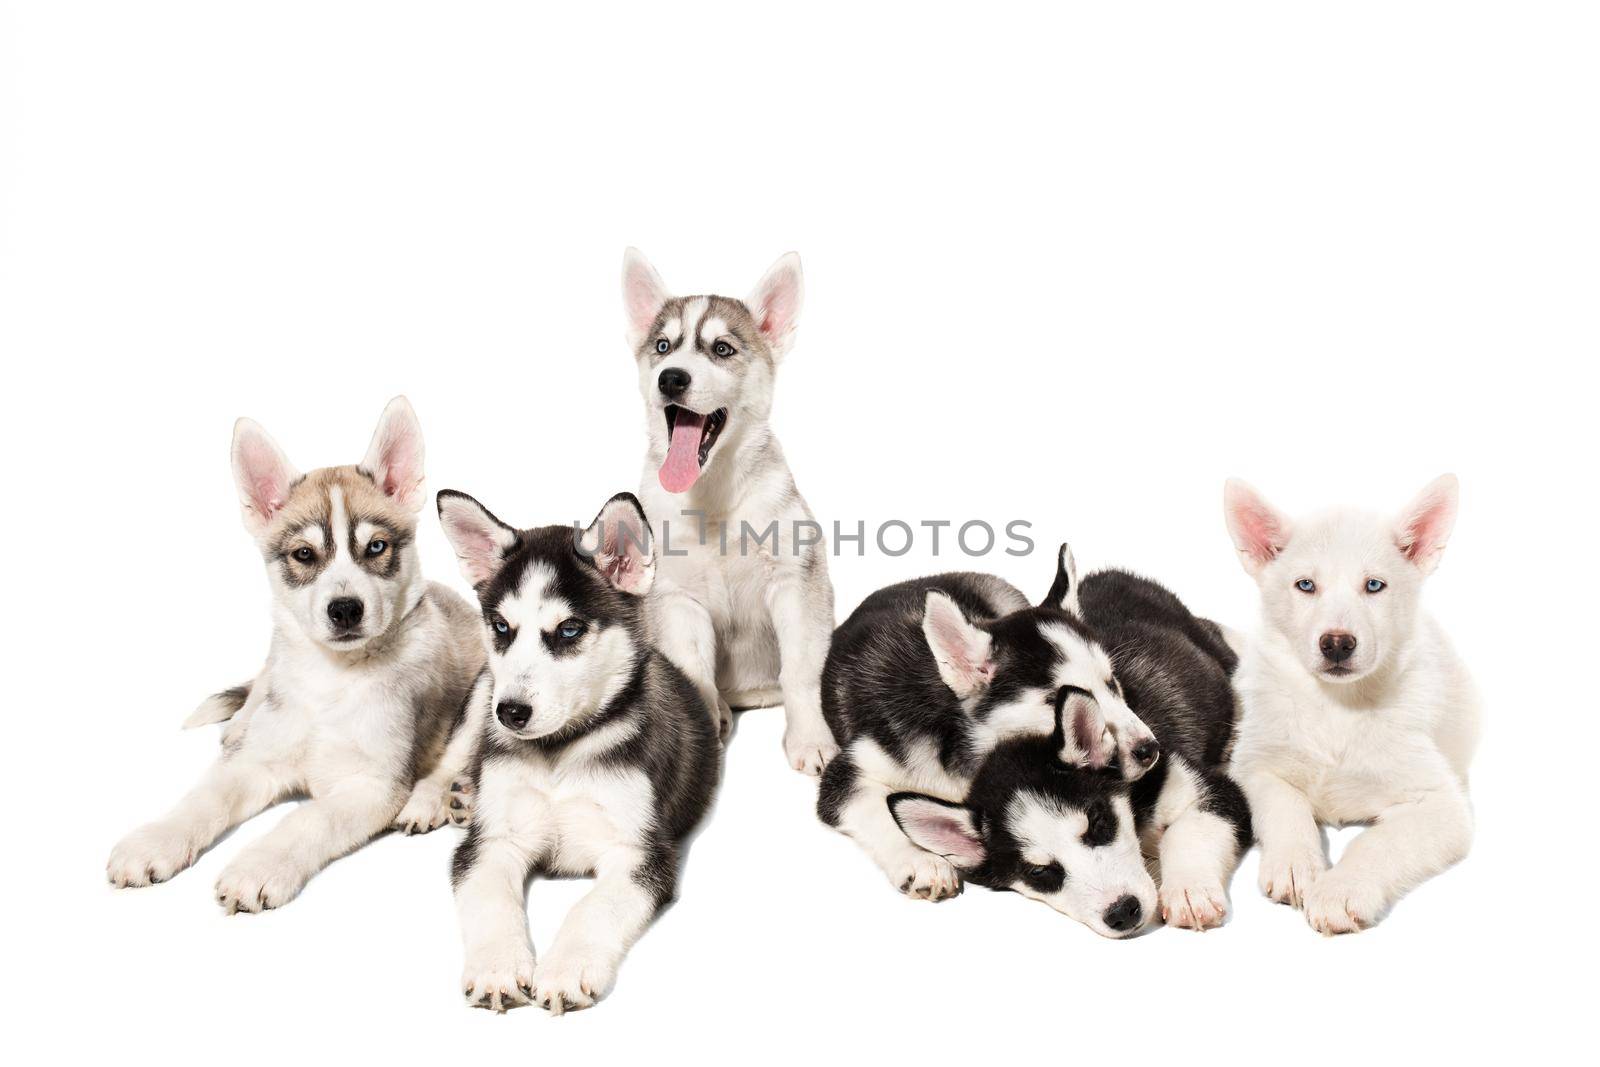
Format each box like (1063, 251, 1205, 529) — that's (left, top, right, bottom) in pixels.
(394, 778, 472, 835)
(1302, 870, 1387, 936)
(531, 947, 617, 1016)
(214, 848, 308, 913)
(783, 722, 840, 777)
(890, 850, 962, 902)
(107, 822, 196, 887)
(1159, 880, 1230, 931)
(462, 944, 536, 1013)
(1257, 846, 1326, 909)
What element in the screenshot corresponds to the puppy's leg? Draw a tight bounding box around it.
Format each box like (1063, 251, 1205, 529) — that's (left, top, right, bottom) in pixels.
(652, 586, 730, 739)
(766, 576, 839, 775)
(530, 846, 670, 1015)
(1157, 774, 1251, 931)
(455, 824, 543, 1013)
(818, 751, 960, 901)
(214, 775, 401, 912)
(1302, 785, 1472, 935)
(396, 673, 490, 835)
(107, 757, 288, 887)
(1239, 770, 1326, 908)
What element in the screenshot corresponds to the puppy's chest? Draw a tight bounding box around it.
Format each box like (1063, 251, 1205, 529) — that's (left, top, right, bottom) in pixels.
(247, 660, 416, 772)
(482, 756, 654, 873)
(659, 532, 787, 624)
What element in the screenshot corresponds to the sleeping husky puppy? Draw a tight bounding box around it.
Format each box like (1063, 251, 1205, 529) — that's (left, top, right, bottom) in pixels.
(889, 568, 1253, 937)
(435, 489, 720, 1014)
(105, 398, 485, 911)
(622, 249, 838, 775)
(1223, 475, 1479, 934)
(816, 547, 1161, 903)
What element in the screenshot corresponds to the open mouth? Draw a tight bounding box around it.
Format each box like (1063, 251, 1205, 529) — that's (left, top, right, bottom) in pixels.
(659, 405, 728, 493)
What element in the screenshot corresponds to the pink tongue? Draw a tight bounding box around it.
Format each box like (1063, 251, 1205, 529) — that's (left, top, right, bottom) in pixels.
(659, 410, 707, 493)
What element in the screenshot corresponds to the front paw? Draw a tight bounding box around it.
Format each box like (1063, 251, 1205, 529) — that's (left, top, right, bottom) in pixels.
(1302, 869, 1387, 936)
(783, 722, 840, 777)
(107, 822, 195, 887)
(462, 944, 536, 1013)
(215, 849, 308, 913)
(531, 947, 618, 1016)
(1257, 846, 1327, 909)
(1159, 880, 1230, 931)
(889, 850, 962, 902)
(395, 778, 472, 835)
(714, 696, 734, 742)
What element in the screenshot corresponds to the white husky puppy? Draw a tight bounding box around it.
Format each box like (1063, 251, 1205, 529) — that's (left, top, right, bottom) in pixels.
(106, 398, 485, 911)
(1223, 475, 1479, 934)
(621, 249, 839, 774)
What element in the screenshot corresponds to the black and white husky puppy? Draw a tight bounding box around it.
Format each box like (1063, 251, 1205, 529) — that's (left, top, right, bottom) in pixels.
(434, 489, 720, 1015)
(890, 568, 1253, 937)
(106, 398, 485, 910)
(817, 547, 1161, 902)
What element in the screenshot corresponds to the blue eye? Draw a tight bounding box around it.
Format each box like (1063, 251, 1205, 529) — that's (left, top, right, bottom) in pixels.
(557, 619, 585, 640)
(655, 339, 670, 353)
(1366, 578, 1386, 593)
(365, 539, 387, 557)
(1295, 579, 1316, 593)
(492, 618, 509, 635)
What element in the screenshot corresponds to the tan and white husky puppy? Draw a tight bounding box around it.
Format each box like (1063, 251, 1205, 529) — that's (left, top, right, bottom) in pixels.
(621, 249, 839, 774)
(1224, 475, 1479, 934)
(106, 397, 484, 911)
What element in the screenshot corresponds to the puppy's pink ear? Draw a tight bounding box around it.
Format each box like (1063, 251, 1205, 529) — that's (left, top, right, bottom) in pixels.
(1223, 478, 1292, 575)
(1395, 474, 1459, 575)
(577, 493, 656, 596)
(622, 248, 671, 348)
(922, 591, 995, 700)
(361, 396, 426, 513)
(231, 418, 300, 538)
(1055, 689, 1112, 770)
(889, 794, 986, 869)
(747, 252, 804, 359)
(437, 491, 518, 589)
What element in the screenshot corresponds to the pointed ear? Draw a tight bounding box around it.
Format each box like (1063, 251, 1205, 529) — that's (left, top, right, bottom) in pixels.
(888, 793, 986, 869)
(1395, 474, 1459, 575)
(1054, 687, 1112, 770)
(436, 490, 518, 589)
(1223, 478, 1292, 575)
(922, 591, 995, 699)
(1042, 543, 1081, 614)
(746, 251, 804, 359)
(577, 492, 656, 596)
(231, 418, 300, 538)
(360, 396, 426, 512)
(622, 247, 671, 348)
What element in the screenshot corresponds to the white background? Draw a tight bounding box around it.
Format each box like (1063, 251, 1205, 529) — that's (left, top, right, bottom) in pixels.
(3, 2, 1595, 1062)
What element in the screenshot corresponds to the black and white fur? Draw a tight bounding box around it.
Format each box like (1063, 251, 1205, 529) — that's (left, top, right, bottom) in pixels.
(816, 547, 1161, 903)
(106, 398, 485, 911)
(623, 249, 839, 774)
(890, 567, 1253, 937)
(435, 489, 720, 1014)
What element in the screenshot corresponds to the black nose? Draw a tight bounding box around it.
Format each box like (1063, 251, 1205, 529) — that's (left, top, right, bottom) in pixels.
(657, 368, 691, 399)
(1132, 740, 1160, 768)
(496, 701, 532, 731)
(1103, 894, 1143, 933)
(1319, 631, 1358, 664)
(326, 597, 364, 630)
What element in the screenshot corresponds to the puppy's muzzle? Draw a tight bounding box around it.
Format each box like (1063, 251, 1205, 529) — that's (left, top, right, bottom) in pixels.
(326, 597, 364, 633)
(496, 700, 533, 731)
(1319, 631, 1357, 665)
(657, 367, 691, 399)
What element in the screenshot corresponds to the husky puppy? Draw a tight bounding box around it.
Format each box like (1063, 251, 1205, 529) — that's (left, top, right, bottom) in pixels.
(1223, 475, 1479, 935)
(621, 249, 838, 775)
(105, 398, 485, 911)
(435, 489, 720, 1014)
(889, 568, 1253, 937)
(816, 547, 1162, 903)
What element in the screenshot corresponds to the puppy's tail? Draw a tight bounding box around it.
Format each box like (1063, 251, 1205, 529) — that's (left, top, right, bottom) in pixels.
(183, 683, 253, 728)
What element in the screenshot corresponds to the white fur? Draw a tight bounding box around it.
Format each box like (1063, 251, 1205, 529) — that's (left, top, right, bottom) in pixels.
(1224, 476, 1480, 934)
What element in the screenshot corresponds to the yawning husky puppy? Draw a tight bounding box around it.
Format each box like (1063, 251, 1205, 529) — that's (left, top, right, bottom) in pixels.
(889, 568, 1252, 937)
(435, 490, 720, 1014)
(816, 548, 1162, 903)
(105, 398, 485, 911)
(1223, 475, 1479, 934)
(621, 249, 838, 775)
